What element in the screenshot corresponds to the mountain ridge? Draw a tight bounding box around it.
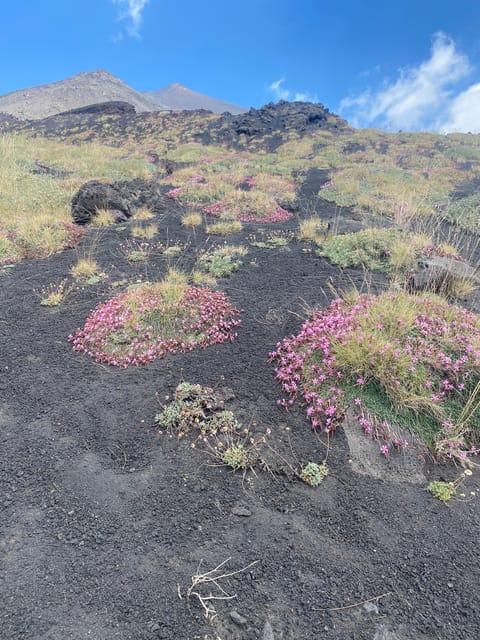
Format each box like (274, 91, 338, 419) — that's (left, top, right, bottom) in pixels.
(143, 82, 247, 115)
(0, 70, 247, 120)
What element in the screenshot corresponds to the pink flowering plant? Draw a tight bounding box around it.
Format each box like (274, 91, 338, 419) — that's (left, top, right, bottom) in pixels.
(69, 271, 241, 367)
(270, 291, 480, 463)
(164, 160, 295, 223)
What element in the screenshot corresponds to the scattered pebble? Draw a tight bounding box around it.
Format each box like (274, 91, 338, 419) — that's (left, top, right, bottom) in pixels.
(229, 609, 248, 627)
(263, 620, 275, 639)
(363, 601, 379, 614)
(231, 504, 252, 517)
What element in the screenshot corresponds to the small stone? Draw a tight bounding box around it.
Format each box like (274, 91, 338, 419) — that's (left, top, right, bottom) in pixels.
(231, 504, 252, 517)
(263, 620, 275, 639)
(363, 601, 379, 614)
(229, 609, 248, 627)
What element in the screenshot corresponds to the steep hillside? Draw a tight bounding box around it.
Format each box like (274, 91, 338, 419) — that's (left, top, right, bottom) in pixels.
(1, 96, 480, 640)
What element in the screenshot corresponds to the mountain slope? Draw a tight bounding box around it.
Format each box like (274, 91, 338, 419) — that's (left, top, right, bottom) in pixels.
(144, 82, 247, 114)
(0, 70, 160, 120)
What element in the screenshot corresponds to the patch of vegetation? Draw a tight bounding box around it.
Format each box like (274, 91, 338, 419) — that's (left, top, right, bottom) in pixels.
(0, 135, 154, 263)
(300, 462, 329, 486)
(317, 228, 467, 281)
(298, 217, 330, 243)
(221, 443, 251, 470)
(198, 249, 242, 278)
(249, 231, 294, 249)
(427, 470, 474, 503)
(69, 269, 241, 367)
(165, 156, 295, 224)
(271, 290, 480, 464)
(70, 258, 99, 280)
(132, 207, 156, 221)
(155, 382, 240, 435)
(121, 240, 151, 263)
(181, 211, 203, 227)
(446, 194, 480, 233)
(36, 279, 72, 307)
(317, 228, 403, 271)
(155, 382, 263, 472)
(428, 481, 456, 503)
(130, 223, 158, 239)
(206, 216, 243, 236)
(91, 208, 116, 227)
(162, 244, 183, 257)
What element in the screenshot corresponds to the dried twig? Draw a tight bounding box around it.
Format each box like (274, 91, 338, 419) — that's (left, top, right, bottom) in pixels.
(313, 591, 393, 612)
(185, 557, 259, 621)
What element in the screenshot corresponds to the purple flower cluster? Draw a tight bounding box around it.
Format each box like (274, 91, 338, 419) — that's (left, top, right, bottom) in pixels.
(202, 200, 292, 223)
(319, 180, 334, 190)
(203, 201, 228, 217)
(166, 186, 184, 201)
(238, 205, 292, 223)
(417, 244, 466, 263)
(353, 401, 410, 458)
(69, 286, 241, 367)
(270, 293, 480, 460)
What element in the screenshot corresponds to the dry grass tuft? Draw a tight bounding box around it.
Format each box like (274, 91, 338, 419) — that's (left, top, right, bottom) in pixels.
(299, 216, 330, 243)
(71, 258, 99, 279)
(130, 224, 158, 239)
(91, 208, 117, 227)
(181, 212, 203, 227)
(132, 207, 156, 220)
(206, 219, 243, 235)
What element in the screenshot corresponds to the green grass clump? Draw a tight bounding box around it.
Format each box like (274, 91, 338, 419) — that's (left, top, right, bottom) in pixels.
(206, 218, 243, 235)
(318, 228, 403, 271)
(298, 217, 330, 243)
(446, 194, 480, 233)
(317, 228, 469, 290)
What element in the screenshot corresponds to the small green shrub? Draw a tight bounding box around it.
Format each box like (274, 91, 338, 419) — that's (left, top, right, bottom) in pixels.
(318, 228, 401, 271)
(428, 481, 456, 503)
(300, 462, 329, 486)
(446, 194, 480, 234)
(199, 252, 241, 278)
(37, 279, 72, 306)
(222, 443, 250, 469)
(126, 250, 148, 262)
(155, 383, 241, 435)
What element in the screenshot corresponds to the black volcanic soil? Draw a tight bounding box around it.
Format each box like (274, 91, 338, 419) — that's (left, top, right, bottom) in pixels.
(1, 183, 479, 640)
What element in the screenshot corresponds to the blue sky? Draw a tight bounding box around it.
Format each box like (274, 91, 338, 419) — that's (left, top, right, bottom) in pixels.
(1, 1, 479, 132)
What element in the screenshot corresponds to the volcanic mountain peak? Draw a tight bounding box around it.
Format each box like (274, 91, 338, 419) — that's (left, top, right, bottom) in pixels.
(0, 70, 159, 120)
(143, 83, 247, 115)
(0, 71, 247, 120)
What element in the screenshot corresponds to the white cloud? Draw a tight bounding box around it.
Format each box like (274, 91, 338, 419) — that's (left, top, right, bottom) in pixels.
(339, 32, 476, 132)
(269, 78, 318, 103)
(439, 83, 480, 133)
(112, 0, 150, 39)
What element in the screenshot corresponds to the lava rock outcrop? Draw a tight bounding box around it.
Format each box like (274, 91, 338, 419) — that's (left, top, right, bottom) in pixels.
(71, 178, 163, 224)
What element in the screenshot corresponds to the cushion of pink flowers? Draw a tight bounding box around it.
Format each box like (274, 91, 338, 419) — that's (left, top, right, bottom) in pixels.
(69, 286, 241, 367)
